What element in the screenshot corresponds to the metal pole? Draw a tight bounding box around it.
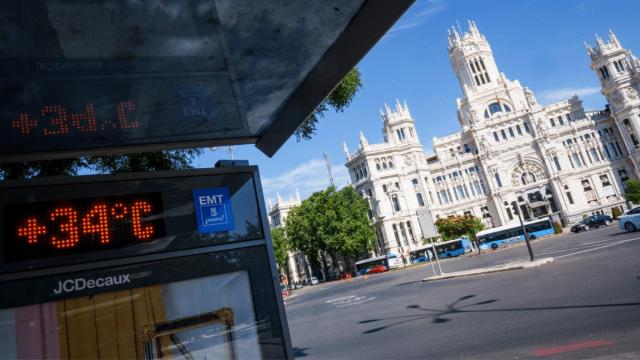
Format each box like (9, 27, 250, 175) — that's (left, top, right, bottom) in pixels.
(430, 240, 444, 275)
(513, 201, 535, 261)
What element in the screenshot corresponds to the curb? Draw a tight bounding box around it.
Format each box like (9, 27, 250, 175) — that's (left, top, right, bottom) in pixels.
(422, 257, 554, 282)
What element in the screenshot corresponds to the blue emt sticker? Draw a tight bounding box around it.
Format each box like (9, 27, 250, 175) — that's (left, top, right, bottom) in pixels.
(178, 85, 213, 119)
(192, 188, 235, 233)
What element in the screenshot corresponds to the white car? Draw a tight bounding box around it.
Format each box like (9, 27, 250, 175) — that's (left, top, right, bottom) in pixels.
(618, 207, 640, 232)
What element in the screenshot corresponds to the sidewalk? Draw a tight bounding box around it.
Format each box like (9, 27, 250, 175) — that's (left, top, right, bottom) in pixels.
(422, 257, 554, 282)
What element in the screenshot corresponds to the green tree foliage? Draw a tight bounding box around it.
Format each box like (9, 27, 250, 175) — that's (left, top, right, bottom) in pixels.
(295, 68, 362, 140)
(271, 226, 289, 271)
(0, 158, 85, 180)
(553, 221, 563, 234)
(87, 149, 203, 174)
(0, 149, 203, 180)
(285, 185, 375, 277)
(434, 215, 485, 241)
(624, 179, 640, 204)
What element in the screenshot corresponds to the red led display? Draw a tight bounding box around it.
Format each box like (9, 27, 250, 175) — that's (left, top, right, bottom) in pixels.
(4, 193, 165, 261)
(10, 101, 139, 137)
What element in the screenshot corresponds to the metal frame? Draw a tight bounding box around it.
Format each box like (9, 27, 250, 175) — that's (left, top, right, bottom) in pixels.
(0, 165, 293, 359)
(0, 0, 413, 162)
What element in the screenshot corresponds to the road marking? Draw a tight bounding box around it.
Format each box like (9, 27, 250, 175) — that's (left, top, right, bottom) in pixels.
(326, 295, 376, 308)
(534, 339, 613, 356)
(555, 237, 640, 259)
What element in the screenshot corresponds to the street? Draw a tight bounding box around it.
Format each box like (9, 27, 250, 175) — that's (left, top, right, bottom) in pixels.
(285, 226, 640, 359)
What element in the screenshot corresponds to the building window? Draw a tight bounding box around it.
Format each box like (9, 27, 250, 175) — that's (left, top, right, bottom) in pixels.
(388, 158, 394, 168)
(571, 153, 582, 167)
(494, 173, 503, 187)
(523, 121, 530, 133)
(506, 207, 513, 220)
(456, 185, 466, 199)
(392, 224, 401, 247)
(590, 148, 600, 162)
(566, 191, 574, 204)
(489, 102, 502, 115)
(599, 66, 610, 80)
(391, 194, 401, 212)
(553, 156, 562, 171)
(501, 129, 507, 140)
(493, 131, 500, 142)
(558, 116, 565, 126)
(416, 193, 425, 207)
(623, 119, 639, 148)
(600, 174, 611, 187)
(407, 221, 416, 245)
(464, 143, 471, 153)
(508, 127, 515, 138)
(618, 169, 629, 183)
(399, 223, 409, 246)
(550, 118, 556, 127)
(516, 125, 523, 135)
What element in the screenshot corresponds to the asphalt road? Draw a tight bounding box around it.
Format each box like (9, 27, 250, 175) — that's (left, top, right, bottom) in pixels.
(284, 225, 640, 359)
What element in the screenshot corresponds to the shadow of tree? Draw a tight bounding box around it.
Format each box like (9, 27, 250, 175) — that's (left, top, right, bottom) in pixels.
(359, 294, 640, 334)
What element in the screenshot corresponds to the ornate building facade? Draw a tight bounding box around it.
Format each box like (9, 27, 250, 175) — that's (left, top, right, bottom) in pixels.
(345, 22, 640, 257)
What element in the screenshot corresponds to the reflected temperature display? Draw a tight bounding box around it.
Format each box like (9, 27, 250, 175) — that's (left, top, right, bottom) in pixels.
(4, 193, 165, 261)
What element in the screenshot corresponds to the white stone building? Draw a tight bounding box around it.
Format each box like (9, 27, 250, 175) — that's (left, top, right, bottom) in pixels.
(344, 21, 640, 258)
(267, 192, 310, 284)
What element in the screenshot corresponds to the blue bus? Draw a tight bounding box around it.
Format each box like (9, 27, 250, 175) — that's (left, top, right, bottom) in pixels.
(475, 218, 554, 250)
(434, 236, 473, 259)
(354, 253, 401, 275)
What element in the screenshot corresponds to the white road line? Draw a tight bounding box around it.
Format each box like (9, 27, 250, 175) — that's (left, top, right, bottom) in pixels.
(555, 237, 640, 259)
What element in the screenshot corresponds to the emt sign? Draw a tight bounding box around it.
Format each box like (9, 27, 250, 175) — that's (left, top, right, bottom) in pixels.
(192, 188, 235, 233)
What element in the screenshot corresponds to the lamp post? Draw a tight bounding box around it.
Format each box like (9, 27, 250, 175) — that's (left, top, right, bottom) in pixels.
(511, 201, 535, 261)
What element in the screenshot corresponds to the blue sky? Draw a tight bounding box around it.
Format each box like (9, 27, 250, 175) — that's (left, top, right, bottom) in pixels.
(195, 0, 640, 204)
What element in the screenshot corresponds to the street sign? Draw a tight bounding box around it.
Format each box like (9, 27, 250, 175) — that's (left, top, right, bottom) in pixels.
(0, 1, 414, 162)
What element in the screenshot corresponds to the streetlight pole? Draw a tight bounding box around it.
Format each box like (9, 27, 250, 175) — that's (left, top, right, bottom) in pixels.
(511, 201, 535, 261)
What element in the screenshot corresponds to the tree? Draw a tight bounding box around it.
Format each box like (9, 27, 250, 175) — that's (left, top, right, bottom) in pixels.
(271, 226, 290, 278)
(434, 215, 485, 241)
(285, 185, 375, 280)
(624, 179, 640, 204)
(295, 68, 362, 140)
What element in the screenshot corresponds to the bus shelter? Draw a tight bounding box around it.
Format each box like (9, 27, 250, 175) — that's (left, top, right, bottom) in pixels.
(0, 1, 413, 359)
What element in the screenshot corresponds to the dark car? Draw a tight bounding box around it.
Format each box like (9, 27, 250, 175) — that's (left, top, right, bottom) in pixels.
(571, 214, 613, 232)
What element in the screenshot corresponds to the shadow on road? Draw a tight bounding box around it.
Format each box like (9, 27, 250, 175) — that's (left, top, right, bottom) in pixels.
(293, 347, 310, 357)
(359, 294, 640, 334)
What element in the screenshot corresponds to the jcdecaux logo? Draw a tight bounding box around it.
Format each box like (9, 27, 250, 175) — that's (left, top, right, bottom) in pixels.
(52, 274, 131, 295)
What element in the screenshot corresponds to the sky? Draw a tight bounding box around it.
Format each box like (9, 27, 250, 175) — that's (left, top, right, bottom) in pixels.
(195, 0, 640, 204)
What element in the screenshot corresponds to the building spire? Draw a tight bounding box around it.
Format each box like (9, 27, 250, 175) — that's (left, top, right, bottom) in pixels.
(608, 29, 620, 47)
(343, 141, 350, 159)
(359, 130, 368, 146)
(595, 33, 605, 49)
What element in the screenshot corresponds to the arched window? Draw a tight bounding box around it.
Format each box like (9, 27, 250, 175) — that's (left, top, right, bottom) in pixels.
(488, 102, 502, 115)
(486, 102, 512, 118)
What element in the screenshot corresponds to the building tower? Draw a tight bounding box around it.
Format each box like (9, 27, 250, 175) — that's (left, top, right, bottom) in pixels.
(381, 99, 421, 146)
(587, 30, 640, 172)
(448, 20, 502, 99)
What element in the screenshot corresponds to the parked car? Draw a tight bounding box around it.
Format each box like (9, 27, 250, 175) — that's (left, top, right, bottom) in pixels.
(367, 265, 388, 274)
(339, 272, 354, 280)
(619, 207, 640, 232)
(571, 214, 613, 232)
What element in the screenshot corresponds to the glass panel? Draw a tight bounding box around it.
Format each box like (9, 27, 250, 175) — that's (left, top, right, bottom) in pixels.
(0, 271, 260, 359)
